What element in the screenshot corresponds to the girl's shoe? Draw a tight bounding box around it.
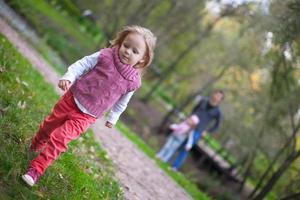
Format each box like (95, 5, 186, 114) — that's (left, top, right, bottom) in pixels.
(21, 167, 41, 186)
(171, 167, 178, 172)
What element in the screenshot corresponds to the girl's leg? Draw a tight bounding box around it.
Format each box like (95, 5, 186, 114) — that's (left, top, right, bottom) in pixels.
(162, 137, 183, 163)
(157, 135, 176, 161)
(30, 91, 73, 152)
(30, 109, 96, 175)
(172, 131, 202, 170)
(172, 147, 188, 170)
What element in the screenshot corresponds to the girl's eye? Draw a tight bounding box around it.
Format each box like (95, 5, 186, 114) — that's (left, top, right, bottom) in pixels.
(124, 43, 129, 48)
(133, 50, 138, 54)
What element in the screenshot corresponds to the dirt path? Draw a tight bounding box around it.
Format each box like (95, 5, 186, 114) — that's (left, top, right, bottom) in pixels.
(0, 17, 192, 200)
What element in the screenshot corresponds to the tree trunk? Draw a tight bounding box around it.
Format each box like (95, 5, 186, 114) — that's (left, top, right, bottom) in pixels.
(128, 0, 159, 25)
(249, 126, 299, 198)
(280, 192, 300, 200)
(142, 16, 222, 102)
(142, 37, 204, 102)
(252, 150, 300, 200)
(248, 55, 295, 198)
(238, 152, 256, 192)
(157, 4, 206, 45)
(158, 64, 228, 133)
(142, 5, 238, 101)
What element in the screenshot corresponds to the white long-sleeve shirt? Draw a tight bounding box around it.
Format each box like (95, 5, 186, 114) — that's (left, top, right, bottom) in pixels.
(60, 51, 135, 124)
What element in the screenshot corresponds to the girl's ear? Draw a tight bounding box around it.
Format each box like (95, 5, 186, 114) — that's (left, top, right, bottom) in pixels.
(135, 59, 146, 69)
(139, 54, 148, 65)
(137, 58, 146, 67)
(139, 59, 145, 64)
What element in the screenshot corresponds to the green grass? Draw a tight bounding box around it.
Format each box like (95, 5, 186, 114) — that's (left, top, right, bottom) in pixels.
(7, 0, 105, 65)
(6, 0, 106, 75)
(0, 34, 123, 199)
(116, 122, 211, 200)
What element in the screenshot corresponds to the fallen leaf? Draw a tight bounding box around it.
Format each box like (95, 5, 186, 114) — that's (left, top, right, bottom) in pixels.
(58, 173, 63, 179)
(22, 81, 29, 87)
(16, 77, 21, 83)
(0, 66, 5, 73)
(89, 146, 95, 153)
(17, 101, 26, 109)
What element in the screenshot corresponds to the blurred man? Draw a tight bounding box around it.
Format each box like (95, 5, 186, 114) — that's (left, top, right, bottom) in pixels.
(172, 90, 225, 170)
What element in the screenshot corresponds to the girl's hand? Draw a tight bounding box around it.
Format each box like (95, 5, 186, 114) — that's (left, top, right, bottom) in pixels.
(105, 121, 113, 128)
(185, 144, 192, 151)
(58, 80, 71, 91)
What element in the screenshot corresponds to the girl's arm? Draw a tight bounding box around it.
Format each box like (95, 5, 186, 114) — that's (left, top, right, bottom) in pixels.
(106, 91, 135, 127)
(185, 130, 194, 151)
(60, 51, 100, 83)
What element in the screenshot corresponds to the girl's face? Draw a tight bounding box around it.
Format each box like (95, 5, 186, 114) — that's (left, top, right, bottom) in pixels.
(119, 32, 147, 67)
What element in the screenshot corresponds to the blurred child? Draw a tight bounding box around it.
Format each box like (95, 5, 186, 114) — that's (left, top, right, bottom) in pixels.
(22, 25, 156, 186)
(156, 115, 199, 163)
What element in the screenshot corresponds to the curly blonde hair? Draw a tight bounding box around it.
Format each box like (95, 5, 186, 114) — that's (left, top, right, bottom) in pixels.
(110, 25, 157, 68)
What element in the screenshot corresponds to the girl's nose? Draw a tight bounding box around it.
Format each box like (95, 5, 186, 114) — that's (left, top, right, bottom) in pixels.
(125, 49, 131, 55)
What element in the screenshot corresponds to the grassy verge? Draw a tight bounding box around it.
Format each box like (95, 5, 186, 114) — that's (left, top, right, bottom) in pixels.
(7, 0, 104, 65)
(116, 123, 211, 200)
(0, 34, 123, 199)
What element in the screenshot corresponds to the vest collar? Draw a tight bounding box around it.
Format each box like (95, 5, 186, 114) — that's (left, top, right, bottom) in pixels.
(112, 47, 140, 81)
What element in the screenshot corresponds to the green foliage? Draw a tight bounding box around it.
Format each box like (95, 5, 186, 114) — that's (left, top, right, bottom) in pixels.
(269, 0, 300, 44)
(47, 0, 104, 41)
(7, 0, 104, 64)
(0, 35, 123, 199)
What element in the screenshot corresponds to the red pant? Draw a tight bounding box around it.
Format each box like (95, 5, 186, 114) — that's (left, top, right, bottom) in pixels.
(30, 90, 96, 174)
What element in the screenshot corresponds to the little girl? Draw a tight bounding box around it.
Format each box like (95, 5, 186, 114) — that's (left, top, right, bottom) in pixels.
(156, 115, 199, 163)
(22, 25, 157, 186)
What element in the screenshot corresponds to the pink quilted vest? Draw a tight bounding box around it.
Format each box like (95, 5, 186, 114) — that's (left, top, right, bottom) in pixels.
(71, 47, 141, 118)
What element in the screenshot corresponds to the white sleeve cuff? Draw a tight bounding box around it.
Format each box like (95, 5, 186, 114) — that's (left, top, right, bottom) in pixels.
(60, 73, 76, 83)
(106, 91, 134, 125)
(60, 51, 100, 83)
(106, 111, 119, 125)
(186, 130, 194, 149)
